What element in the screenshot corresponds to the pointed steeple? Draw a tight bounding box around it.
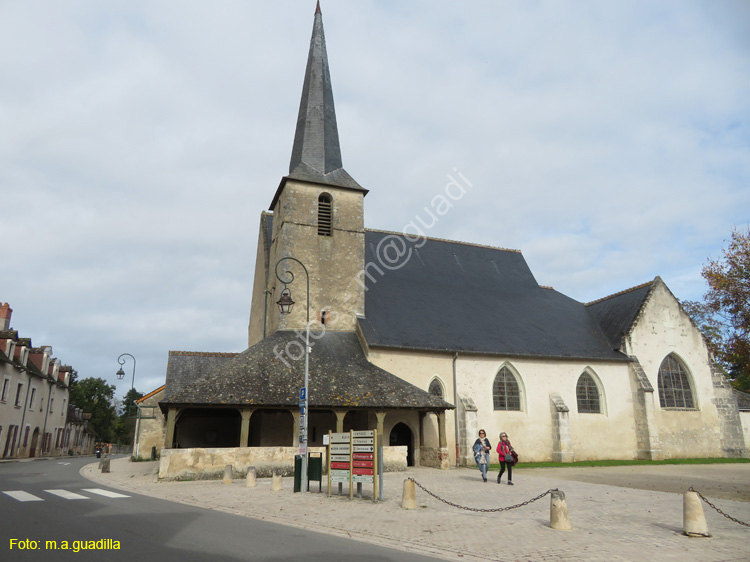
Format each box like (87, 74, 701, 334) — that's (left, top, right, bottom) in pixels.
(287, 3, 363, 191)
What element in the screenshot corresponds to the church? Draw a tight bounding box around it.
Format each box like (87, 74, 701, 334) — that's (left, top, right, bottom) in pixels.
(150, 4, 747, 475)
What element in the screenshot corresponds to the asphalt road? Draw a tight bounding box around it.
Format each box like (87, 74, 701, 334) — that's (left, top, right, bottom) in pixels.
(1, 456, 442, 562)
(521, 463, 750, 501)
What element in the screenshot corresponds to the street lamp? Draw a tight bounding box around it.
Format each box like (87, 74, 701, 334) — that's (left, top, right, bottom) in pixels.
(116, 353, 137, 418)
(275, 257, 310, 493)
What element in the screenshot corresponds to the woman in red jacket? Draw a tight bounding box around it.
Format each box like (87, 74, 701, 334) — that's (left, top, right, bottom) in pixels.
(496, 432, 515, 485)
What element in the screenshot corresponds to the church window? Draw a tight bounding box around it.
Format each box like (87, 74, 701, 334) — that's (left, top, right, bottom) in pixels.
(428, 379, 444, 398)
(658, 354, 695, 409)
(492, 367, 521, 411)
(318, 194, 332, 236)
(576, 372, 600, 413)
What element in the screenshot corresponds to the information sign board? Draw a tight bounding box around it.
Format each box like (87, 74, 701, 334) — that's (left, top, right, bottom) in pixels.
(352, 430, 374, 438)
(352, 453, 373, 460)
(330, 461, 351, 470)
(330, 455, 350, 462)
(353, 445, 374, 452)
(330, 469, 350, 477)
(353, 467, 374, 476)
(330, 433, 351, 443)
(352, 475, 374, 484)
(330, 444, 350, 453)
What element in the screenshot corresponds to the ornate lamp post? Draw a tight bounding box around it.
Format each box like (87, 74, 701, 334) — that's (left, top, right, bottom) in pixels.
(115, 353, 137, 418)
(275, 257, 310, 493)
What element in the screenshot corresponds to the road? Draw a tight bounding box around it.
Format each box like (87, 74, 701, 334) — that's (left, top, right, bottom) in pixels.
(1, 456, 440, 562)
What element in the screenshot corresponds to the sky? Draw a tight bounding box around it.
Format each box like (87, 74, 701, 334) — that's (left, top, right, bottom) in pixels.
(1, 1, 748, 401)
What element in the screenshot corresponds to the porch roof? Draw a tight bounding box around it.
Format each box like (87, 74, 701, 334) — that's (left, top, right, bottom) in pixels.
(162, 330, 453, 411)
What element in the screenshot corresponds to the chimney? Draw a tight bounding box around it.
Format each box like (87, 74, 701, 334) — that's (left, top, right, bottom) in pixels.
(0, 303, 12, 331)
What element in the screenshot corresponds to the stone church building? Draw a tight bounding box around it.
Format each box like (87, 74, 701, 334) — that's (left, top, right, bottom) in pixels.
(153, 4, 747, 474)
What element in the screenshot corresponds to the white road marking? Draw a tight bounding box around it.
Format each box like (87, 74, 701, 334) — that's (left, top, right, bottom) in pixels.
(45, 489, 89, 500)
(82, 488, 130, 498)
(3, 490, 44, 502)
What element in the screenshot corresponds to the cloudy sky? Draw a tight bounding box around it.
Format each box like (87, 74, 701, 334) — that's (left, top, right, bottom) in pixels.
(1, 1, 748, 400)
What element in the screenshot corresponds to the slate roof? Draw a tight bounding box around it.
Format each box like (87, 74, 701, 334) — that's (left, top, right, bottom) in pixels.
(358, 230, 629, 362)
(734, 389, 750, 411)
(270, 4, 365, 210)
(163, 330, 453, 410)
(164, 351, 238, 400)
(586, 281, 655, 349)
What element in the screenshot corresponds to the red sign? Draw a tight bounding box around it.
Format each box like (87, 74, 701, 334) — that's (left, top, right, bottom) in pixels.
(330, 462, 350, 470)
(353, 460, 373, 468)
(352, 453, 373, 460)
(353, 467, 374, 475)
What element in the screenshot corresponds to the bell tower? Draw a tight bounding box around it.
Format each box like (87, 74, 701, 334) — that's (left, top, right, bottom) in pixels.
(261, 2, 367, 338)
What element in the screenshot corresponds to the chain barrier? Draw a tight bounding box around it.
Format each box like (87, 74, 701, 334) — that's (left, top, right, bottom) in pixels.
(688, 487, 750, 528)
(408, 478, 558, 513)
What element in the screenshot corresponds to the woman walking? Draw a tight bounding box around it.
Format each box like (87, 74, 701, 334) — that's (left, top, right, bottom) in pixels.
(496, 432, 515, 485)
(472, 429, 492, 482)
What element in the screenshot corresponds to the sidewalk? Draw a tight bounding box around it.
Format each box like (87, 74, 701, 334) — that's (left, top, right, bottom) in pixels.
(81, 459, 750, 562)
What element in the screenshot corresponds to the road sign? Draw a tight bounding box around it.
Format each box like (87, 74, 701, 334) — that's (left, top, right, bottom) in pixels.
(353, 467, 374, 476)
(330, 461, 351, 470)
(352, 430, 374, 438)
(352, 475, 374, 483)
(330, 444, 350, 453)
(330, 455, 350, 462)
(300, 387, 306, 400)
(353, 460, 373, 468)
(330, 469, 350, 477)
(330, 433, 350, 443)
(353, 445, 373, 452)
(352, 438, 374, 445)
(352, 453, 373, 460)
(330, 475, 350, 483)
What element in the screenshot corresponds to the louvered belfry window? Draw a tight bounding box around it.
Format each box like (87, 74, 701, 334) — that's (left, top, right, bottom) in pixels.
(318, 194, 332, 236)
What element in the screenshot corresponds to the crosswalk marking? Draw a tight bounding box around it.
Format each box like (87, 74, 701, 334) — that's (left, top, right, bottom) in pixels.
(3, 490, 44, 502)
(2, 488, 130, 502)
(82, 488, 129, 498)
(45, 489, 89, 500)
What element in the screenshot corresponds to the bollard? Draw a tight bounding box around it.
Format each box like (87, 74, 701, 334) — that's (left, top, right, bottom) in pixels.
(401, 479, 417, 509)
(100, 458, 110, 474)
(550, 490, 572, 530)
(246, 467, 257, 488)
(683, 491, 711, 537)
(222, 464, 233, 484)
(270, 471, 283, 492)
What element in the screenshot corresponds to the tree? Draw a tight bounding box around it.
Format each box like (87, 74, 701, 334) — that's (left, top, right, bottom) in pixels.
(68, 377, 118, 442)
(684, 227, 750, 391)
(114, 388, 144, 445)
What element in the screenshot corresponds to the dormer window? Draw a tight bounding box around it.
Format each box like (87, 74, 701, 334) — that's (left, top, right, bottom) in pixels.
(318, 194, 332, 236)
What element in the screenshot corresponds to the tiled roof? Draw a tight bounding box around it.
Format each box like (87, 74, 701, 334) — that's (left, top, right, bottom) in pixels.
(163, 330, 453, 410)
(164, 351, 238, 400)
(586, 281, 655, 349)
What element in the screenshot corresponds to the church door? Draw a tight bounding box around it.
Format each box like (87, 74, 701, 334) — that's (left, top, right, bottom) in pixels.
(389, 422, 414, 466)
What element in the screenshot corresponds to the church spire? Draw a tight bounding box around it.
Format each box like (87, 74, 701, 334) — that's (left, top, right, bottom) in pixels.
(287, 2, 363, 190)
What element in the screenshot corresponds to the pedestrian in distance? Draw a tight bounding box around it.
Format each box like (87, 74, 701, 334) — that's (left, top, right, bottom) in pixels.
(496, 432, 515, 485)
(473, 429, 492, 482)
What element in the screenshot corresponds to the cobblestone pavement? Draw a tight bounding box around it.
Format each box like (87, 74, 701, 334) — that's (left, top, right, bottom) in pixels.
(82, 459, 750, 562)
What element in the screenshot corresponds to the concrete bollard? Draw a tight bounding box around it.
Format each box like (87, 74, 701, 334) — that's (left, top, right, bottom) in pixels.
(550, 490, 572, 530)
(100, 458, 110, 474)
(683, 491, 711, 537)
(270, 471, 283, 492)
(401, 479, 417, 509)
(222, 464, 233, 484)
(245, 467, 257, 488)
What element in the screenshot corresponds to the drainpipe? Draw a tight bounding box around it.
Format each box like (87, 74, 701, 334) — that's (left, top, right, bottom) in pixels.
(41, 383, 53, 454)
(453, 352, 459, 467)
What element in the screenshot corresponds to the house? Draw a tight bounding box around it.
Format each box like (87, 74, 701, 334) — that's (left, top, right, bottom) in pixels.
(0, 303, 84, 458)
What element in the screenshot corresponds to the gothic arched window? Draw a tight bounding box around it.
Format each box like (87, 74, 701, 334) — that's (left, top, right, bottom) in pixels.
(576, 372, 601, 413)
(492, 367, 521, 411)
(658, 354, 695, 409)
(428, 379, 444, 398)
(317, 194, 332, 236)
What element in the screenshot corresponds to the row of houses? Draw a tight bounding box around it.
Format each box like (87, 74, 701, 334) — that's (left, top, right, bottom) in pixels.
(0, 303, 96, 459)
